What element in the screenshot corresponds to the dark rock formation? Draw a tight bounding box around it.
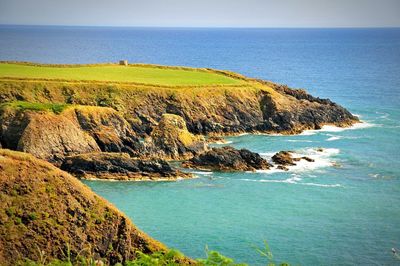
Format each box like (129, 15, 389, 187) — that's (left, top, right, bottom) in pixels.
(60, 152, 191, 181)
(0, 149, 168, 265)
(183, 146, 272, 171)
(256, 88, 358, 134)
(73, 106, 143, 156)
(272, 150, 314, 171)
(206, 136, 228, 144)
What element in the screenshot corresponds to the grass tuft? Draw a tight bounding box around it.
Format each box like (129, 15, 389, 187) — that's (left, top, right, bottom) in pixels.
(0, 101, 69, 114)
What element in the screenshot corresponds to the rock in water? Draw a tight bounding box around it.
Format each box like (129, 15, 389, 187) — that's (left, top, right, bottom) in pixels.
(271, 150, 314, 170)
(183, 146, 271, 171)
(271, 151, 298, 166)
(60, 152, 191, 181)
(147, 113, 207, 160)
(0, 149, 166, 265)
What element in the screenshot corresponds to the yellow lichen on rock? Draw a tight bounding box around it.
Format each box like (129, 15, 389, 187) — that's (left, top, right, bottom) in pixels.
(148, 113, 207, 160)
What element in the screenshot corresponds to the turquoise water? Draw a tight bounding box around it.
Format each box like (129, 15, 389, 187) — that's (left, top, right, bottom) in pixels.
(1, 26, 399, 265)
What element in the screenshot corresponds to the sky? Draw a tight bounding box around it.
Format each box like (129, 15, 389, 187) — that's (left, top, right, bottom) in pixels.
(0, 0, 399, 28)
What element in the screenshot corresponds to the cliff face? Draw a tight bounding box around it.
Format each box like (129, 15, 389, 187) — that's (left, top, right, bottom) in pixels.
(60, 152, 192, 181)
(0, 65, 359, 166)
(0, 78, 358, 139)
(0, 106, 146, 163)
(145, 114, 207, 160)
(0, 149, 166, 265)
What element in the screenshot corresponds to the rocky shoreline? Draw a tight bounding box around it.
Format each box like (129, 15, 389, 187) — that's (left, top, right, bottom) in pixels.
(0, 66, 359, 180)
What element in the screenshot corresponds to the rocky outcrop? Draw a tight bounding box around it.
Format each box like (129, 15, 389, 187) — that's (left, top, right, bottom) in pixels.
(60, 152, 191, 181)
(0, 106, 145, 163)
(183, 146, 272, 171)
(256, 88, 357, 134)
(206, 136, 228, 144)
(145, 114, 207, 160)
(0, 149, 169, 265)
(272, 150, 314, 170)
(73, 106, 143, 156)
(0, 108, 100, 163)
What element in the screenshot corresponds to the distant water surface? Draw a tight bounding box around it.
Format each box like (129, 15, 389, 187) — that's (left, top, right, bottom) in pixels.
(1, 26, 399, 265)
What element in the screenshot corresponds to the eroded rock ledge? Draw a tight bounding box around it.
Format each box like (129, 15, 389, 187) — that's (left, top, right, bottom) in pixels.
(183, 146, 272, 171)
(61, 152, 191, 181)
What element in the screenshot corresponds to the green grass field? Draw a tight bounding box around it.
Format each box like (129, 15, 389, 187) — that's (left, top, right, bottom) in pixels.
(0, 101, 69, 114)
(0, 63, 243, 86)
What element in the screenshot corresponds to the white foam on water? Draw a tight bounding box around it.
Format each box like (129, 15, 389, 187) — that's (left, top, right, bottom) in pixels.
(212, 140, 233, 145)
(257, 148, 340, 174)
(300, 130, 317, 136)
(299, 120, 377, 136)
(259, 152, 276, 158)
(238, 177, 342, 188)
(254, 168, 285, 174)
(327, 136, 341, 141)
(321, 122, 377, 132)
(285, 148, 340, 172)
(376, 111, 390, 120)
(191, 171, 213, 175)
(300, 182, 343, 188)
(287, 139, 314, 143)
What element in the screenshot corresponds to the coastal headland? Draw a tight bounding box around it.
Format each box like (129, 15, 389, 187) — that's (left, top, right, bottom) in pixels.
(0, 61, 359, 264)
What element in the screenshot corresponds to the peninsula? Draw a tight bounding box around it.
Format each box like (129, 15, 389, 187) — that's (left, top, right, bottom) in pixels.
(0, 61, 359, 264)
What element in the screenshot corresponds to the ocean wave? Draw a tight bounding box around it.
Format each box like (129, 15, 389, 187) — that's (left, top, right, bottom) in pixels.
(288, 148, 340, 172)
(320, 122, 377, 132)
(287, 139, 314, 142)
(259, 152, 276, 158)
(326, 136, 341, 141)
(300, 121, 377, 135)
(257, 148, 340, 174)
(300, 182, 342, 188)
(212, 140, 233, 144)
(375, 111, 390, 120)
(191, 171, 213, 175)
(238, 177, 342, 188)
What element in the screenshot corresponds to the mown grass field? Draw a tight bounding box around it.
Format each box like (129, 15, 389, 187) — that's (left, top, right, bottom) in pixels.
(0, 63, 244, 86)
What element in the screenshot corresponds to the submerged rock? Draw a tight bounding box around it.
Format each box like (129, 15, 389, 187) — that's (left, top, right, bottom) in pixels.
(60, 152, 192, 181)
(183, 146, 271, 171)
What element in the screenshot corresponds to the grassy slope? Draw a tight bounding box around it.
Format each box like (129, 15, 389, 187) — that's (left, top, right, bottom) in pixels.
(0, 149, 174, 265)
(0, 63, 244, 86)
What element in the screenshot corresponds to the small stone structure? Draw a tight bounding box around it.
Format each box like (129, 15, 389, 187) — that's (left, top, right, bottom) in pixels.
(119, 60, 128, 66)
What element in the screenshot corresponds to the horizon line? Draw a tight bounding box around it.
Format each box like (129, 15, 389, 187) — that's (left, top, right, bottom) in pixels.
(1, 23, 400, 29)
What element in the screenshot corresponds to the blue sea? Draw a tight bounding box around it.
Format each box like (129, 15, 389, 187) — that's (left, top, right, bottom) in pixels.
(1, 26, 399, 265)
